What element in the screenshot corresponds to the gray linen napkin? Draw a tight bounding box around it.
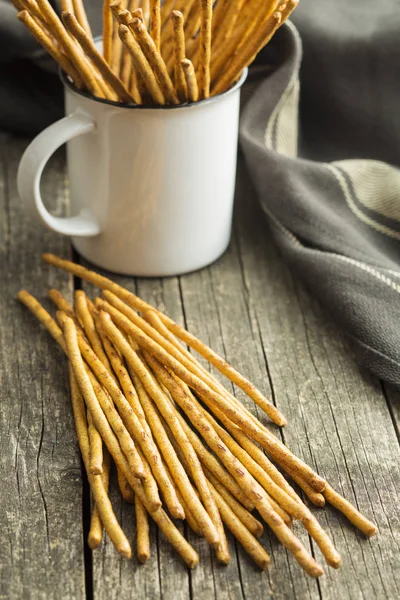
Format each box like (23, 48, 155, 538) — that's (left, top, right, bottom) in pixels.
(240, 3, 400, 385)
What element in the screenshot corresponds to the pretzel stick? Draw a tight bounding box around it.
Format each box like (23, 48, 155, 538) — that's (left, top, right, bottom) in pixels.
(209, 481, 270, 570)
(110, 0, 124, 73)
(102, 0, 113, 64)
(156, 392, 255, 511)
(91, 311, 185, 518)
(17, 11, 84, 88)
(98, 298, 324, 492)
(144, 351, 324, 577)
(100, 311, 221, 549)
(58, 312, 179, 508)
(117, 467, 135, 503)
(18, 291, 198, 567)
(42, 254, 286, 425)
(35, 0, 105, 97)
(159, 458, 202, 535)
(179, 59, 197, 101)
(143, 309, 285, 441)
(17, 292, 128, 554)
(62, 11, 134, 103)
(211, 0, 244, 50)
(102, 291, 277, 434)
(149, 0, 161, 50)
(68, 365, 132, 557)
(323, 484, 377, 537)
(197, 0, 212, 99)
(130, 18, 179, 104)
(87, 410, 104, 475)
(172, 11, 187, 101)
(75, 290, 113, 374)
(135, 496, 150, 562)
(160, 415, 230, 565)
(131, 7, 143, 20)
(119, 0, 136, 85)
(72, 0, 92, 38)
(119, 24, 166, 104)
(212, 11, 282, 96)
(88, 449, 111, 548)
(284, 465, 326, 507)
(211, 0, 277, 81)
(41, 255, 286, 426)
(57, 313, 148, 487)
(110, 8, 145, 102)
(204, 469, 263, 538)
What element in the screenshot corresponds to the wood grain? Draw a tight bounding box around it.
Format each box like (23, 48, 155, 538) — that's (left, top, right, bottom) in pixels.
(0, 135, 85, 600)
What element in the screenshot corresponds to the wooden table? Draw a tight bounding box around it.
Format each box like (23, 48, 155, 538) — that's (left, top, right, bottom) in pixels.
(1, 132, 400, 600)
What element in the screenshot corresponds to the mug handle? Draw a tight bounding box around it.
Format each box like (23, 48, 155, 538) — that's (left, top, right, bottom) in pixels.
(17, 110, 101, 237)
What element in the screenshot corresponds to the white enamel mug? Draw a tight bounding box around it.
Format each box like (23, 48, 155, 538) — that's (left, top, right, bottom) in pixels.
(17, 68, 247, 276)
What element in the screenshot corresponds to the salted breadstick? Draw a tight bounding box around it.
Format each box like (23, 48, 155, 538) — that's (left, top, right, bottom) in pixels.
(58, 312, 180, 508)
(103, 0, 113, 64)
(75, 290, 113, 374)
(211, 0, 277, 81)
(284, 464, 326, 507)
(58, 312, 148, 486)
(88, 449, 111, 549)
(209, 482, 270, 570)
(41, 253, 286, 426)
(110, 0, 124, 74)
(171, 11, 187, 102)
(75, 309, 181, 515)
(36, 0, 105, 97)
(135, 496, 150, 562)
(159, 397, 255, 511)
(143, 352, 324, 577)
(130, 18, 178, 104)
(119, 24, 165, 104)
(62, 11, 135, 103)
(131, 7, 143, 20)
(204, 469, 263, 538)
(97, 298, 324, 492)
(100, 311, 221, 549)
(17, 11, 84, 88)
(69, 364, 132, 557)
(324, 484, 377, 537)
(92, 315, 184, 519)
(72, 0, 92, 38)
(87, 410, 104, 475)
(212, 12, 282, 96)
(149, 0, 161, 51)
(18, 291, 198, 568)
(117, 467, 135, 503)
(197, 0, 212, 99)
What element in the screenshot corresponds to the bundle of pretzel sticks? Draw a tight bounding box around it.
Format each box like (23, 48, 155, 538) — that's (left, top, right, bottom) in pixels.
(13, 0, 297, 105)
(16, 254, 377, 576)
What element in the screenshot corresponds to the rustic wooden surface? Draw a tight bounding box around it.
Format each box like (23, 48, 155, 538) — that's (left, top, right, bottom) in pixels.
(1, 133, 400, 600)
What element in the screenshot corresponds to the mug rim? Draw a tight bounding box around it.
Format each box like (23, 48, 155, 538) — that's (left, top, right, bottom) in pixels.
(59, 66, 248, 111)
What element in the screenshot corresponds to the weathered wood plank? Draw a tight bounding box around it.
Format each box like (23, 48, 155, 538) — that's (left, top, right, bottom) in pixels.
(177, 164, 318, 600)
(233, 159, 400, 599)
(0, 136, 86, 600)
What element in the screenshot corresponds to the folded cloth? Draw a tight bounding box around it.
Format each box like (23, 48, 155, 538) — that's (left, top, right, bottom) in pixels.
(240, 3, 400, 386)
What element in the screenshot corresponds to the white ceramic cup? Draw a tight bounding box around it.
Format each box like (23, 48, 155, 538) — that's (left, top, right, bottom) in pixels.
(17, 67, 247, 276)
